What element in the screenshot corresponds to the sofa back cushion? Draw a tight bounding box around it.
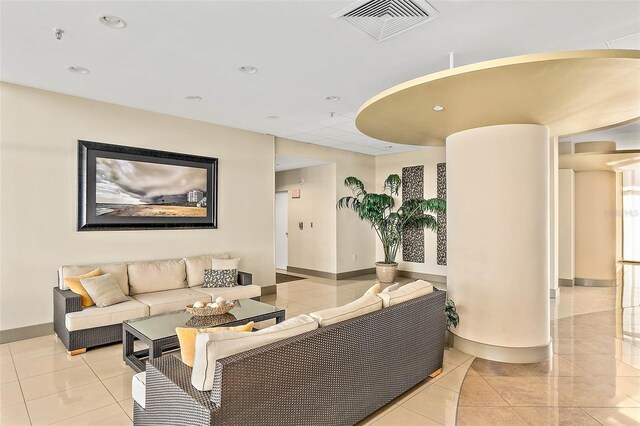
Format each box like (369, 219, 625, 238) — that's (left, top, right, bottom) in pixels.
(191, 314, 318, 391)
(379, 280, 433, 308)
(309, 293, 382, 327)
(184, 253, 231, 287)
(59, 263, 129, 295)
(128, 259, 187, 295)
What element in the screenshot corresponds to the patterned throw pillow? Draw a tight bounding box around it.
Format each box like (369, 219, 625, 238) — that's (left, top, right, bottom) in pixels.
(204, 269, 237, 288)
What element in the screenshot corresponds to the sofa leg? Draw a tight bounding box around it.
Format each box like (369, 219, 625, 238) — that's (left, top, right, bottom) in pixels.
(429, 368, 442, 378)
(68, 348, 86, 356)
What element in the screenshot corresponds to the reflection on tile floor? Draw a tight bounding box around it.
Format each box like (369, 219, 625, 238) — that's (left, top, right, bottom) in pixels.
(458, 264, 640, 425)
(3, 265, 636, 425)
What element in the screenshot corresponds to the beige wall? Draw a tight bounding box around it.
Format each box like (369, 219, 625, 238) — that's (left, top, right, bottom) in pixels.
(275, 164, 337, 273)
(0, 83, 275, 331)
(558, 169, 575, 281)
(275, 138, 376, 273)
(374, 148, 446, 277)
(575, 170, 617, 280)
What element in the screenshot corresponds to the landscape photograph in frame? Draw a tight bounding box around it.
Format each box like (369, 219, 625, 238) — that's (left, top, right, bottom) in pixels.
(78, 140, 217, 230)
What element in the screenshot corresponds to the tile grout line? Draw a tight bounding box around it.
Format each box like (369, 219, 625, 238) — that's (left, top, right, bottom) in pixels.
(7, 343, 34, 426)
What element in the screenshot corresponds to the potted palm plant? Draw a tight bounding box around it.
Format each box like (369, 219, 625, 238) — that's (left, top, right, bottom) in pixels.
(337, 174, 445, 283)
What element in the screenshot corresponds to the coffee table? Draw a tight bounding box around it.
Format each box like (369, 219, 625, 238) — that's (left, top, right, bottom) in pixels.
(122, 298, 285, 372)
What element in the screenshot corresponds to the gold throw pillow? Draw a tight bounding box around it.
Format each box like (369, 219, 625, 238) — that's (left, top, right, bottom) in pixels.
(176, 322, 254, 367)
(64, 268, 102, 308)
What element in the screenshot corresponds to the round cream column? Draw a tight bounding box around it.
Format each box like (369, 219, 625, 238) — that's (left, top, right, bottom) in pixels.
(447, 124, 552, 363)
(574, 141, 617, 286)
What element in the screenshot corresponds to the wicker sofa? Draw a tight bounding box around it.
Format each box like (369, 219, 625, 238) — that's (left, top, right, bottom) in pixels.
(53, 253, 261, 354)
(133, 289, 446, 426)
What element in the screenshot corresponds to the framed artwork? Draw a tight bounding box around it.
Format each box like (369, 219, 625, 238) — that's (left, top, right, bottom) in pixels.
(78, 140, 218, 231)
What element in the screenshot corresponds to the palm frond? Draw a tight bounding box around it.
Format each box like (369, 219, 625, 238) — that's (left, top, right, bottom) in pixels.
(383, 174, 401, 196)
(343, 176, 366, 197)
(423, 197, 446, 214)
(404, 214, 438, 232)
(336, 196, 361, 211)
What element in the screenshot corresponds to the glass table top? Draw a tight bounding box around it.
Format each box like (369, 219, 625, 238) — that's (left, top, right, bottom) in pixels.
(124, 298, 283, 341)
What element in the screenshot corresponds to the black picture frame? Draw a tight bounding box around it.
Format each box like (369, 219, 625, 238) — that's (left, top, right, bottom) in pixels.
(78, 140, 218, 231)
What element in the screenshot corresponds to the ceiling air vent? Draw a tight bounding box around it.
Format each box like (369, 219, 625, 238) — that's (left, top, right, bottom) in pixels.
(331, 0, 439, 42)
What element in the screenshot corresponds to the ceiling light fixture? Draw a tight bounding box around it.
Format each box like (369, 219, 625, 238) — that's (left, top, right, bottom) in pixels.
(267, 116, 279, 119)
(99, 15, 127, 29)
(68, 66, 90, 74)
(185, 96, 202, 102)
(325, 96, 341, 102)
(433, 105, 445, 111)
(239, 65, 258, 74)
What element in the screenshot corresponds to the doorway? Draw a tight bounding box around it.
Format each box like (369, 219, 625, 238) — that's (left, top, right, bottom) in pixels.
(275, 191, 288, 270)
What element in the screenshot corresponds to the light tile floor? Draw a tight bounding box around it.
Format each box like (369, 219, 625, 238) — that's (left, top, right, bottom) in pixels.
(3, 266, 635, 425)
(458, 264, 640, 426)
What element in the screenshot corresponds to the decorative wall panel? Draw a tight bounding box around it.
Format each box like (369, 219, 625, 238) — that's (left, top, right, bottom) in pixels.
(402, 165, 424, 263)
(437, 162, 447, 265)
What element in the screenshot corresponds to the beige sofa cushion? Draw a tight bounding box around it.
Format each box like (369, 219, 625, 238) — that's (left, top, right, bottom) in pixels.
(65, 298, 149, 331)
(131, 372, 146, 409)
(184, 253, 231, 287)
(132, 288, 212, 316)
(59, 263, 129, 295)
(80, 273, 129, 307)
(128, 259, 187, 295)
(191, 314, 318, 391)
(378, 280, 434, 308)
(309, 293, 382, 327)
(192, 285, 261, 300)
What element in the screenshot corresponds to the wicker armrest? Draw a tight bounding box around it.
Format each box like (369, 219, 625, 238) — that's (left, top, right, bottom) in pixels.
(53, 287, 82, 315)
(237, 271, 252, 286)
(147, 355, 217, 412)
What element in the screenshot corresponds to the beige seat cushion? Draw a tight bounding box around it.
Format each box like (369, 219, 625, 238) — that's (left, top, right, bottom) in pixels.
(131, 372, 146, 409)
(309, 293, 382, 327)
(59, 263, 129, 295)
(191, 314, 318, 391)
(184, 253, 231, 287)
(128, 259, 187, 295)
(378, 280, 434, 308)
(132, 288, 212, 316)
(65, 298, 149, 331)
(192, 285, 261, 300)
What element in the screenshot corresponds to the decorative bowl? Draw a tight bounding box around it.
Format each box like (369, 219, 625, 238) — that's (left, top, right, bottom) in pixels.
(186, 300, 237, 316)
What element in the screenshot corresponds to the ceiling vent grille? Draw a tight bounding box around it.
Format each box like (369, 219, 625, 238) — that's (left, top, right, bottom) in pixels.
(331, 0, 439, 42)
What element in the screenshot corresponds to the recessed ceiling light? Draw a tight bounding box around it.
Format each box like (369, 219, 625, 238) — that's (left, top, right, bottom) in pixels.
(433, 105, 445, 111)
(267, 115, 279, 119)
(99, 15, 127, 29)
(239, 65, 258, 74)
(185, 96, 202, 102)
(325, 96, 341, 102)
(68, 66, 90, 74)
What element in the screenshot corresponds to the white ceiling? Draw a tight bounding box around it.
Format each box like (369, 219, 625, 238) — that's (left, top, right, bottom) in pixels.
(561, 121, 640, 151)
(275, 154, 329, 172)
(1, 1, 639, 156)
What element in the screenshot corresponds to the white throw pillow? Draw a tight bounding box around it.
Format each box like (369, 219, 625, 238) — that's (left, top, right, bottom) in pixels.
(204, 258, 241, 288)
(211, 257, 240, 271)
(191, 314, 318, 391)
(184, 253, 232, 287)
(378, 279, 434, 308)
(309, 293, 382, 327)
(80, 273, 129, 307)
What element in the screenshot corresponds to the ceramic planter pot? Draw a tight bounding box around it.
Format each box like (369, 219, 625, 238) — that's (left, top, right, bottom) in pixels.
(375, 262, 398, 283)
